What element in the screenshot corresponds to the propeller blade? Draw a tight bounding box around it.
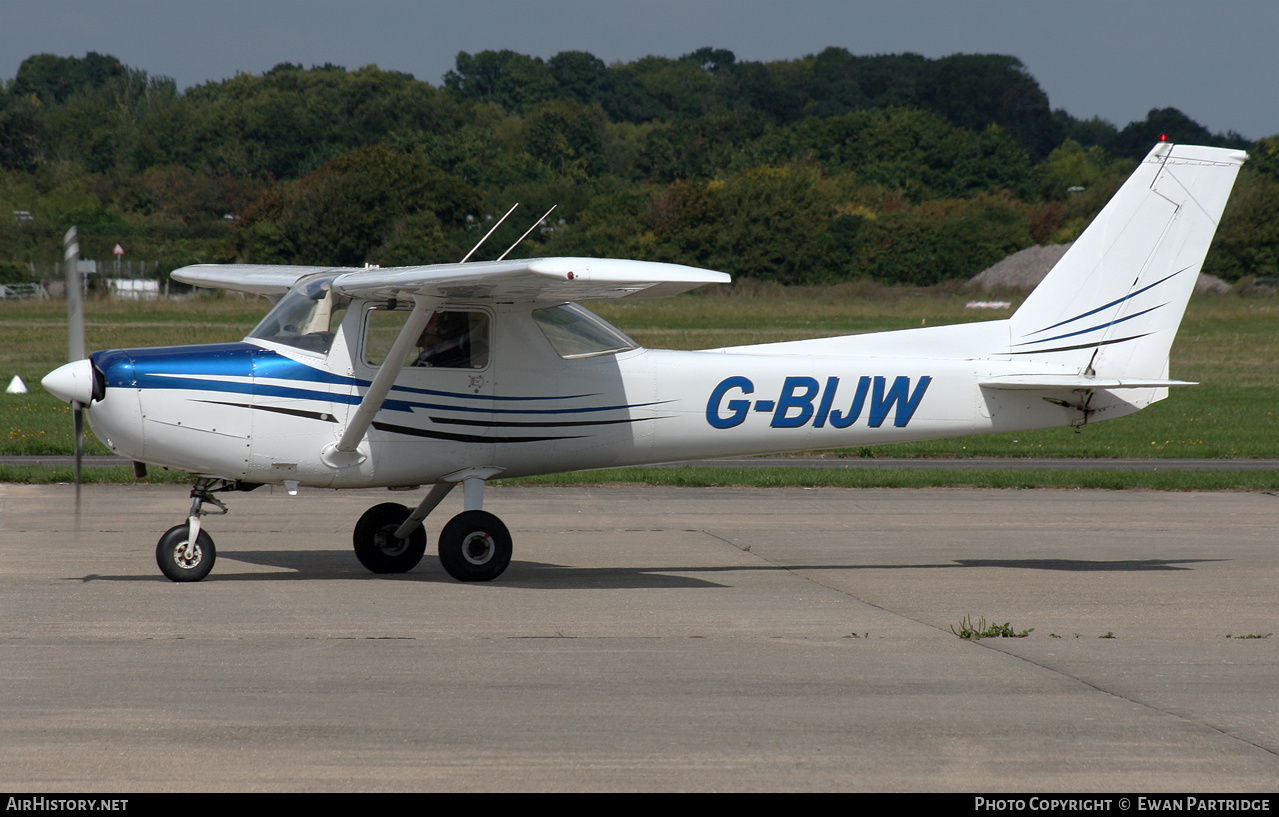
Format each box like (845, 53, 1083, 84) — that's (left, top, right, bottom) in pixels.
(64, 226, 86, 503)
(65, 226, 85, 362)
(73, 401, 83, 495)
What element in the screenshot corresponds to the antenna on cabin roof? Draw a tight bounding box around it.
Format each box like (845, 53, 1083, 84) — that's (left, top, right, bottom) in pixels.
(459, 203, 519, 263)
(496, 205, 557, 261)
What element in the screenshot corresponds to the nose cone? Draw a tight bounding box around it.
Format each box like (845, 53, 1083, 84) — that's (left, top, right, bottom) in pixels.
(42, 359, 97, 405)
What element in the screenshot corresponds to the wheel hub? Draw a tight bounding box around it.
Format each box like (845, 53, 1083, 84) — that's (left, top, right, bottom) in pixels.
(461, 531, 495, 565)
(375, 526, 410, 557)
(173, 541, 202, 569)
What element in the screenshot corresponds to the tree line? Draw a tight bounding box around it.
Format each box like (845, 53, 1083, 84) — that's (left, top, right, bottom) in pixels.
(0, 49, 1273, 288)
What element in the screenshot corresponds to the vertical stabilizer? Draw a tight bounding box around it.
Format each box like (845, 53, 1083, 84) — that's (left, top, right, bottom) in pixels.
(1006, 143, 1245, 378)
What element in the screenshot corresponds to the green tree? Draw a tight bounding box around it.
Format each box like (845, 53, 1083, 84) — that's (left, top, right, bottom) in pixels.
(854, 192, 1033, 284)
(234, 143, 479, 265)
(522, 100, 606, 178)
(1032, 140, 1130, 200)
(706, 165, 836, 283)
(1110, 108, 1249, 159)
(635, 110, 770, 182)
(11, 52, 127, 105)
(0, 101, 43, 170)
(444, 50, 557, 112)
(1202, 171, 1279, 281)
(736, 108, 1031, 199)
(922, 54, 1061, 159)
(547, 51, 611, 106)
(1245, 135, 1279, 182)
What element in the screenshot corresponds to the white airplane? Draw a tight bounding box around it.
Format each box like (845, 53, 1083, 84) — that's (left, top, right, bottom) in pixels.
(42, 142, 1245, 583)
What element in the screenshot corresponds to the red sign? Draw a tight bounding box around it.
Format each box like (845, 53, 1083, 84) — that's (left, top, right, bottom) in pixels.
(113, 244, 125, 256)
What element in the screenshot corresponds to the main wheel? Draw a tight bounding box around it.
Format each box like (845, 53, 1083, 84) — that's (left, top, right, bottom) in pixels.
(353, 502, 427, 574)
(438, 510, 512, 582)
(156, 524, 216, 582)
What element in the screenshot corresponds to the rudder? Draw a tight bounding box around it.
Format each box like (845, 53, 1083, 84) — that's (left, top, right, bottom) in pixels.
(1006, 143, 1245, 379)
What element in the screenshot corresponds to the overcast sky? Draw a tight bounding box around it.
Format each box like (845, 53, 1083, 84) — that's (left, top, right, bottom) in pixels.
(3, 0, 1276, 140)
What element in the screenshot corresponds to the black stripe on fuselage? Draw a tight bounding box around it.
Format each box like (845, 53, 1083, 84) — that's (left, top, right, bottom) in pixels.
(428, 415, 655, 429)
(370, 420, 585, 444)
(196, 400, 338, 422)
(197, 400, 601, 442)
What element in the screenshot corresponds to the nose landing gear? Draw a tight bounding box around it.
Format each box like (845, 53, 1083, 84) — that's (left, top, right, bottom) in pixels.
(156, 478, 229, 582)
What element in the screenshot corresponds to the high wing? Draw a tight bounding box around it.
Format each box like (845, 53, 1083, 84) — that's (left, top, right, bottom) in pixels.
(173, 257, 730, 302)
(170, 265, 334, 298)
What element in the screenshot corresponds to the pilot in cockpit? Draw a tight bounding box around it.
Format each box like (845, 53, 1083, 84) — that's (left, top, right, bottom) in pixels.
(414, 311, 472, 368)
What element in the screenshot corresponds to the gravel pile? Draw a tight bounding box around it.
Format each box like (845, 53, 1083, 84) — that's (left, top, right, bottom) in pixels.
(972, 243, 1232, 294)
(970, 244, 1070, 290)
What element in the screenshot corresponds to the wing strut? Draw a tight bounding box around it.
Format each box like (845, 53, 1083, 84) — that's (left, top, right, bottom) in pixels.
(320, 202, 529, 469)
(321, 294, 438, 469)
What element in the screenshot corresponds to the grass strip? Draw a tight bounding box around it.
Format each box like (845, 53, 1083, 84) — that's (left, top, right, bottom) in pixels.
(5, 464, 1278, 491)
(0, 465, 191, 485)
(491, 466, 1279, 491)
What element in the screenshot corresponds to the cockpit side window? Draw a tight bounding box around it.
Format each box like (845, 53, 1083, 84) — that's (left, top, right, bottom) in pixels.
(364, 305, 490, 369)
(249, 274, 348, 355)
(532, 303, 638, 359)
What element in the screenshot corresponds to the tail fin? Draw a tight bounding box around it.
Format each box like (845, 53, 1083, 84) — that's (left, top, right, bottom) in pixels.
(1007, 143, 1245, 378)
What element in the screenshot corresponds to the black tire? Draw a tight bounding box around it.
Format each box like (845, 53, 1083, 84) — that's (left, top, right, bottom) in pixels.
(156, 523, 216, 582)
(438, 510, 512, 582)
(353, 503, 427, 574)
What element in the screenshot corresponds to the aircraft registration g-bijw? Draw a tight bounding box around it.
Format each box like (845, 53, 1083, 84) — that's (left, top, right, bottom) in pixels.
(42, 142, 1245, 583)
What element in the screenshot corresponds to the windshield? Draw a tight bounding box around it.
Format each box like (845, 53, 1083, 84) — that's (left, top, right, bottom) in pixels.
(249, 273, 348, 355)
(532, 303, 638, 359)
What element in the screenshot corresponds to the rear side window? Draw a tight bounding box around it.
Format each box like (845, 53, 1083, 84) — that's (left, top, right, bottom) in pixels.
(532, 303, 638, 359)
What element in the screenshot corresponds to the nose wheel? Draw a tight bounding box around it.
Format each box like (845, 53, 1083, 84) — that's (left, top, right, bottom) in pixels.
(156, 524, 216, 582)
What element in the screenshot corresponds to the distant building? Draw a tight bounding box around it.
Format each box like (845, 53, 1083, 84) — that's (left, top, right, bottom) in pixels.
(106, 278, 160, 300)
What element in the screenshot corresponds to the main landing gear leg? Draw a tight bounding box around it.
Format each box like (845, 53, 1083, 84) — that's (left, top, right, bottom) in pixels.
(156, 478, 228, 582)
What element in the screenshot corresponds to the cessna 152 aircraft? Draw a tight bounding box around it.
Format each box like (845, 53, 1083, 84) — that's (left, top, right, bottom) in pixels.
(42, 142, 1245, 583)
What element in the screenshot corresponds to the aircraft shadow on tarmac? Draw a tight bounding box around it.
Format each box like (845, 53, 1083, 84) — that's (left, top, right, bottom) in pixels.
(76, 551, 727, 589)
(945, 558, 1224, 572)
(72, 551, 1226, 588)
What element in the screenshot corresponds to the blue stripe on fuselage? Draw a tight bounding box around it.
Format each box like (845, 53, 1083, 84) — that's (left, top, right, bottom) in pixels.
(95, 342, 649, 416)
